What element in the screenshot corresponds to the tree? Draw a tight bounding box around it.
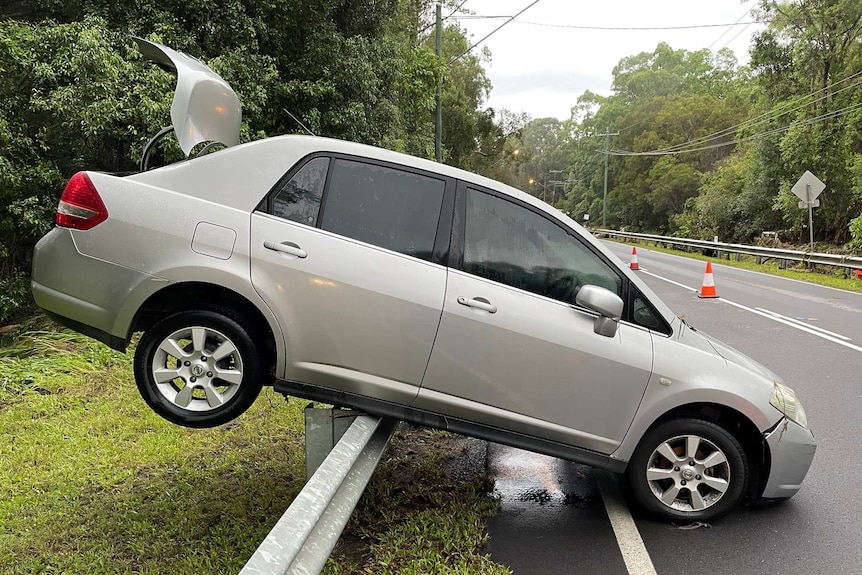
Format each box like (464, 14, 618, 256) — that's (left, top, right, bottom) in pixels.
(0, 19, 184, 319)
(748, 0, 862, 242)
(574, 45, 748, 231)
(612, 43, 739, 102)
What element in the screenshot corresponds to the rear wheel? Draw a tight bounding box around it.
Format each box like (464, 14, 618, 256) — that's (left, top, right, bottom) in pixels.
(133, 308, 263, 428)
(627, 418, 748, 522)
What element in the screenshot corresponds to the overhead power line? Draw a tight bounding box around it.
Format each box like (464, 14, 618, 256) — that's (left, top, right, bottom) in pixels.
(645, 70, 862, 155)
(447, 0, 471, 19)
(449, 0, 543, 64)
(717, 21, 754, 52)
(418, 0, 471, 35)
(708, 7, 754, 50)
(609, 100, 862, 156)
(514, 20, 763, 31)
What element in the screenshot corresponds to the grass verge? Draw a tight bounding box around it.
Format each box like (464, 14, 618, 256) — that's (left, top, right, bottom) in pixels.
(325, 431, 509, 575)
(611, 239, 862, 293)
(1, 317, 507, 574)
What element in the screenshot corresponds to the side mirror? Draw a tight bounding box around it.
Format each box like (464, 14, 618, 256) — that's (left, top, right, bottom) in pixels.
(575, 285, 624, 337)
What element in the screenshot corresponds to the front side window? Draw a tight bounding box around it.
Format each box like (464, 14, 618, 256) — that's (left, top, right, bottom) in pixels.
(272, 156, 330, 226)
(319, 159, 445, 261)
(463, 188, 621, 303)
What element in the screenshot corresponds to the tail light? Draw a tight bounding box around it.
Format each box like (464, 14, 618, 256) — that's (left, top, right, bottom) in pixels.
(56, 172, 108, 230)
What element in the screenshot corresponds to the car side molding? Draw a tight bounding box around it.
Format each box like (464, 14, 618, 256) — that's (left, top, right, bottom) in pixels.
(274, 379, 629, 474)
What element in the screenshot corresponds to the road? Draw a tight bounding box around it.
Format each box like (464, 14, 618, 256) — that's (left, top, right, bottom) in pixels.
(486, 241, 862, 575)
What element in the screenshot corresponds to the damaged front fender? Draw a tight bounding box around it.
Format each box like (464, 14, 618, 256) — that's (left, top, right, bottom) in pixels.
(761, 417, 817, 499)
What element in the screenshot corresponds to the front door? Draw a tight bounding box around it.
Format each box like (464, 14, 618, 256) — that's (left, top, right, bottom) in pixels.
(416, 185, 654, 454)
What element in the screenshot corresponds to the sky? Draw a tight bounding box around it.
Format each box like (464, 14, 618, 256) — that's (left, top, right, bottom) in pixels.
(454, 0, 766, 120)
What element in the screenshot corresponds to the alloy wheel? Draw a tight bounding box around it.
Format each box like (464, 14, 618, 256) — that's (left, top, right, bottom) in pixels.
(151, 325, 244, 412)
(645, 433, 731, 512)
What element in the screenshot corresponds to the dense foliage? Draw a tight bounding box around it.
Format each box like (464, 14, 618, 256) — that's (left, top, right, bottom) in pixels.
(0, 0, 502, 322)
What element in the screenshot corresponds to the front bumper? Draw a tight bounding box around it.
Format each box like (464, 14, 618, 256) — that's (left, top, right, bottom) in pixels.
(761, 417, 817, 499)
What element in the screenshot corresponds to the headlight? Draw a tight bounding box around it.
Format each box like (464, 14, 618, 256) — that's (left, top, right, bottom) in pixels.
(770, 382, 808, 428)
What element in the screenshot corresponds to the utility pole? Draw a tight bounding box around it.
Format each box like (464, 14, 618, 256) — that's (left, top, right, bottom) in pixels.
(548, 169, 563, 206)
(434, 3, 442, 162)
(598, 130, 619, 228)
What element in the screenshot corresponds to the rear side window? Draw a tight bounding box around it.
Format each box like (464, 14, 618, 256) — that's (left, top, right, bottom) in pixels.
(272, 157, 330, 226)
(319, 159, 445, 262)
(463, 188, 622, 303)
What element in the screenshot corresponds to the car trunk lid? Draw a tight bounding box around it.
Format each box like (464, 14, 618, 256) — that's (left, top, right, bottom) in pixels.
(132, 37, 241, 157)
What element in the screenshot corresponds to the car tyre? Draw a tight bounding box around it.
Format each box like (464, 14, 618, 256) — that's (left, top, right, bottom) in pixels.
(134, 308, 264, 428)
(627, 418, 748, 522)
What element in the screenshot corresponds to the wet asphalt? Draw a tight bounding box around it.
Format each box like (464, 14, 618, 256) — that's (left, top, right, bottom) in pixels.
(486, 444, 627, 574)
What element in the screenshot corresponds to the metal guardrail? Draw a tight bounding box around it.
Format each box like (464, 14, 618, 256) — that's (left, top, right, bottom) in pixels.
(595, 229, 862, 274)
(240, 415, 397, 575)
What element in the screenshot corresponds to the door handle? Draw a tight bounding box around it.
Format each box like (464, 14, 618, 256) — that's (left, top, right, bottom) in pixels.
(263, 240, 307, 258)
(457, 296, 497, 314)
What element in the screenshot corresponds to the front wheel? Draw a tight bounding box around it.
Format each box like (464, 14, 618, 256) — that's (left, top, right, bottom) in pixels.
(627, 418, 748, 522)
(133, 308, 264, 428)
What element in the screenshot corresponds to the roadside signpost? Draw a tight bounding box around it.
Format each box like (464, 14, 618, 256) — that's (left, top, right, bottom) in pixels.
(791, 170, 825, 253)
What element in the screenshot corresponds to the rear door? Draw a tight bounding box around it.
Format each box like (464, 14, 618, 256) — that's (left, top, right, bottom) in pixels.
(416, 184, 654, 454)
(250, 154, 454, 405)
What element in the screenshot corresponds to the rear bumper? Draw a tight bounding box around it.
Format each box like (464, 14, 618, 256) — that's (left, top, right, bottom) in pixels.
(761, 417, 817, 499)
(31, 227, 155, 347)
(43, 309, 127, 351)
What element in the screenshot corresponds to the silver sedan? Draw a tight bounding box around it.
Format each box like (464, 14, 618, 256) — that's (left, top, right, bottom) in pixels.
(31, 39, 815, 523)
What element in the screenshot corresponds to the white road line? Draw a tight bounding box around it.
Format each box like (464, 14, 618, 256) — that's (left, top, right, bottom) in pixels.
(639, 269, 697, 293)
(648, 244, 862, 296)
(640, 269, 862, 354)
(595, 471, 657, 575)
(754, 307, 851, 340)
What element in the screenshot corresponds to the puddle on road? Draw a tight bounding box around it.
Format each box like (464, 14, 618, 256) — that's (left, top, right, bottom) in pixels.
(489, 444, 597, 511)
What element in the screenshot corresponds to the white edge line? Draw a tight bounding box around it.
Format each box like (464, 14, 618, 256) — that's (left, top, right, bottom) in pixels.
(640, 269, 697, 293)
(753, 307, 851, 340)
(606, 239, 862, 297)
(595, 471, 658, 575)
(640, 269, 862, 354)
(720, 299, 862, 352)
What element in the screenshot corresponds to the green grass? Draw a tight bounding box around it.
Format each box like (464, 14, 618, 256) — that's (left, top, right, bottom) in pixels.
(326, 430, 509, 575)
(612, 238, 862, 293)
(0, 318, 507, 574)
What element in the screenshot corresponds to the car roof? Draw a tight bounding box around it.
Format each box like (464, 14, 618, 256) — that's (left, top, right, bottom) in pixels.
(290, 135, 535, 196)
(129, 134, 552, 216)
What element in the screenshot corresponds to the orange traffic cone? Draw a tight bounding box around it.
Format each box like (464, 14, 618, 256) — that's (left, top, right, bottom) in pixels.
(698, 261, 719, 298)
(629, 247, 639, 270)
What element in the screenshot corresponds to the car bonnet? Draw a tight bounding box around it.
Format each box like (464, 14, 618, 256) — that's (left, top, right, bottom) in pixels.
(678, 320, 782, 384)
(132, 37, 241, 156)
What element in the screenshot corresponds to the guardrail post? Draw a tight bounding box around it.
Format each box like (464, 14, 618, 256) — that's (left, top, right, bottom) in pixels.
(305, 405, 360, 480)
